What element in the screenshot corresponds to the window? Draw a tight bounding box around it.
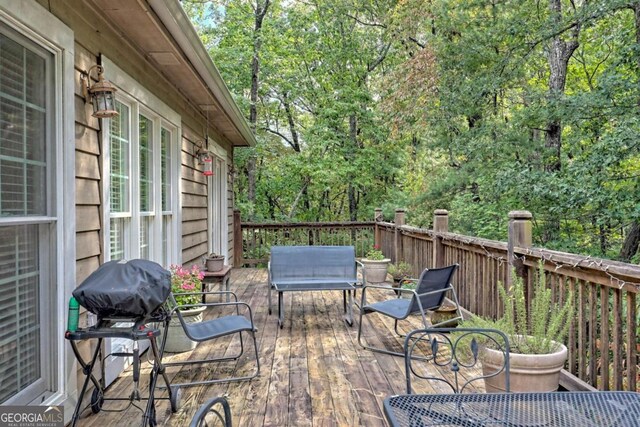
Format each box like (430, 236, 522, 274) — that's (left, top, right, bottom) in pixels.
(105, 98, 178, 265)
(109, 102, 130, 260)
(161, 127, 173, 266)
(0, 25, 53, 404)
(208, 153, 228, 257)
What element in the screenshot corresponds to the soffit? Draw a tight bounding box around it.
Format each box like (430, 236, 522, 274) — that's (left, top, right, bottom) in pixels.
(87, 0, 249, 147)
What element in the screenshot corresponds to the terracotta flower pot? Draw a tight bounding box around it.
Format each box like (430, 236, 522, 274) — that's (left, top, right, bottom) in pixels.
(481, 337, 568, 392)
(361, 258, 390, 283)
(431, 304, 460, 327)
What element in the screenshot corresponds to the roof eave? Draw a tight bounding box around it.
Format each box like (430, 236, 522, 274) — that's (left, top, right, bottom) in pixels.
(148, 0, 256, 147)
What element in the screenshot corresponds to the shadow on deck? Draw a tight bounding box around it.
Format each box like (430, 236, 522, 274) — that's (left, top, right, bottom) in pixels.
(79, 268, 482, 426)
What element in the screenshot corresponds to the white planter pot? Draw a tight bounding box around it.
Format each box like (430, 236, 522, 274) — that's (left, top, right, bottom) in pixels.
(163, 306, 206, 353)
(361, 258, 391, 283)
(481, 337, 568, 392)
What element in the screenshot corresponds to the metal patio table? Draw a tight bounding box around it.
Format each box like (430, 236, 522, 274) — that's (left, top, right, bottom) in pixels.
(384, 391, 640, 426)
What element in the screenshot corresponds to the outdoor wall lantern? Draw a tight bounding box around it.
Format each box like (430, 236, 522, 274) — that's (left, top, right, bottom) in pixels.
(80, 65, 118, 119)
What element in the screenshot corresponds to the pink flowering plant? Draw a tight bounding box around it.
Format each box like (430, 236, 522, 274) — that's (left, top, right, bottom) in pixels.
(365, 244, 385, 260)
(169, 264, 204, 307)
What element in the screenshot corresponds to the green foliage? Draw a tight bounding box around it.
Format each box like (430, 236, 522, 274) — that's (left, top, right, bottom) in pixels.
(388, 261, 412, 280)
(184, 0, 640, 262)
(364, 245, 385, 261)
(463, 262, 575, 354)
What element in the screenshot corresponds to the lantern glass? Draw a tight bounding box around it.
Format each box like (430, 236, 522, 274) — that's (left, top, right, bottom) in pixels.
(91, 91, 117, 118)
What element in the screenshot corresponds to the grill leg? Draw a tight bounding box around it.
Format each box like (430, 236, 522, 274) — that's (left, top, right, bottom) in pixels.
(142, 336, 170, 427)
(70, 338, 103, 427)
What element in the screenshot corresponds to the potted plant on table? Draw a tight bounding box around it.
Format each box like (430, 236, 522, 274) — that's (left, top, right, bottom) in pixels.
(361, 245, 391, 284)
(205, 252, 225, 272)
(164, 264, 206, 353)
(462, 261, 574, 392)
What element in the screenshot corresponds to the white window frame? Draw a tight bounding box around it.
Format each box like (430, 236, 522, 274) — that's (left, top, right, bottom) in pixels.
(0, 0, 76, 412)
(101, 56, 181, 265)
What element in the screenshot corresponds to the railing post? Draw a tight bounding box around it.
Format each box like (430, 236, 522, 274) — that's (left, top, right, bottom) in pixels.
(394, 209, 406, 263)
(507, 210, 532, 285)
(233, 209, 242, 267)
(433, 209, 449, 268)
(374, 208, 383, 250)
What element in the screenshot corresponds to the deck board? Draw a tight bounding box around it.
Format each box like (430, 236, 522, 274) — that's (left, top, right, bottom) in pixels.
(78, 268, 483, 426)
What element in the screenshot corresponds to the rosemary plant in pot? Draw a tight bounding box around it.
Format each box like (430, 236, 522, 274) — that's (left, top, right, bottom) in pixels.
(463, 262, 574, 392)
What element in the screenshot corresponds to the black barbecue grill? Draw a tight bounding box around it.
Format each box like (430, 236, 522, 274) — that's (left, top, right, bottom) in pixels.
(65, 259, 181, 427)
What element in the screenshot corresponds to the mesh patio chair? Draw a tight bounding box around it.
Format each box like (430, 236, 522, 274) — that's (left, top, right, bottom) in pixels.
(357, 264, 461, 356)
(404, 328, 510, 394)
(189, 396, 232, 427)
(163, 291, 260, 387)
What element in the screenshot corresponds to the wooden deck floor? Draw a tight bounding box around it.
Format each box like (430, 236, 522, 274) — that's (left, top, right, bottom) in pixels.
(79, 268, 482, 426)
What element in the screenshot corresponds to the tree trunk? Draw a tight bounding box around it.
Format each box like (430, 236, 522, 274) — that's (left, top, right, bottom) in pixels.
(544, 0, 579, 173)
(348, 184, 358, 221)
(619, 2, 640, 262)
(620, 222, 640, 262)
(542, 0, 580, 243)
(247, 0, 271, 206)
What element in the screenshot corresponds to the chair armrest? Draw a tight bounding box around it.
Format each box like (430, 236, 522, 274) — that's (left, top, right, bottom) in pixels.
(171, 300, 254, 320)
(356, 259, 366, 284)
(360, 284, 401, 307)
(172, 290, 239, 302)
(362, 284, 397, 292)
(415, 284, 454, 298)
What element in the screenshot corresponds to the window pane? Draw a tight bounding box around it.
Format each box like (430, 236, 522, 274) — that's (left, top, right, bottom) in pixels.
(0, 225, 40, 403)
(110, 102, 129, 213)
(110, 218, 126, 260)
(162, 214, 171, 266)
(140, 216, 150, 260)
(139, 115, 153, 213)
(161, 128, 171, 212)
(0, 32, 47, 217)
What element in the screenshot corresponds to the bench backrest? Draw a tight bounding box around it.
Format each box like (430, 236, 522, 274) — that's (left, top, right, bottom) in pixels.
(270, 246, 357, 280)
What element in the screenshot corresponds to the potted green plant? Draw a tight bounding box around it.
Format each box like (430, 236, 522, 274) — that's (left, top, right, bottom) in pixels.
(388, 261, 412, 287)
(164, 264, 206, 353)
(361, 245, 391, 283)
(461, 261, 574, 392)
(205, 252, 224, 272)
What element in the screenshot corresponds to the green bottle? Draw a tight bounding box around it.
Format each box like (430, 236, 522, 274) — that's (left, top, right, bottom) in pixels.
(68, 297, 79, 332)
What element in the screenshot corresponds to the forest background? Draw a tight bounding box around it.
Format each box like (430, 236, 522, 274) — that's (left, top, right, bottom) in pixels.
(183, 0, 640, 263)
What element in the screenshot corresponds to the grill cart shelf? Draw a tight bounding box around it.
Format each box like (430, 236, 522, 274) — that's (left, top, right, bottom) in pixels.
(65, 315, 181, 427)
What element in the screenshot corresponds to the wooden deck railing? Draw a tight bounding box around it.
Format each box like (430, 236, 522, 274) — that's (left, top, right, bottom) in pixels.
(233, 211, 375, 267)
(377, 209, 639, 393)
(233, 208, 639, 392)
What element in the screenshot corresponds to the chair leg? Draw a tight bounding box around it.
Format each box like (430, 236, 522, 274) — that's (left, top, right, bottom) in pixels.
(344, 290, 353, 326)
(164, 329, 260, 388)
(268, 285, 272, 315)
(278, 291, 284, 329)
(358, 312, 434, 358)
(357, 312, 407, 357)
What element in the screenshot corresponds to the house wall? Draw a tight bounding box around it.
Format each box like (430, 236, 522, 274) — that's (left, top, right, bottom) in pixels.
(34, 0, 237, 403)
